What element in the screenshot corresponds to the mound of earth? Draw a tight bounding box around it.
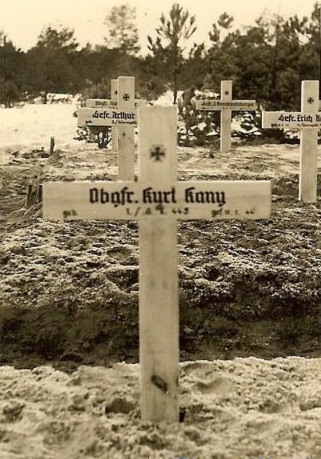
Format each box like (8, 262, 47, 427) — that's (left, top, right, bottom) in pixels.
(1, 143, 321, 369)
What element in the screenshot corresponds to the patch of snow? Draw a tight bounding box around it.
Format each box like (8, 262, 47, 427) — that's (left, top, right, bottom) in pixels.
(153, 90, 184, 105)
(0, 104, 81, 151)
(0, 358, 320, 458)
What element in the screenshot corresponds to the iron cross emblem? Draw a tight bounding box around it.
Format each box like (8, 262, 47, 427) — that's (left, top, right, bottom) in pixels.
(150, 145, 166, 161)
(123, 93, 130, 101)
(307, 97, 314, 104)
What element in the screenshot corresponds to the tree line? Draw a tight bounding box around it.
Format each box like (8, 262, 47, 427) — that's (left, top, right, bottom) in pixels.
(0, 2, 321, 109)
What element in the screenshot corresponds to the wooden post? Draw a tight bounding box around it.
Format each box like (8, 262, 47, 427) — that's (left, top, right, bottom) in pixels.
(117, 76, 135, 181)
(262, 80, 321, 203)
(78, 76, 137, 181)
(26, 184, 42, 207)
(138, 106, 179, 422)
(85, 78, 145, 157)
(196, 81, 257, 153)
(49, 137, 55, 156)
(43, 106, 271, 422)
(111, 78, 118, 152)
(220, 80, 233, 153)
(300, 80, 319, 203)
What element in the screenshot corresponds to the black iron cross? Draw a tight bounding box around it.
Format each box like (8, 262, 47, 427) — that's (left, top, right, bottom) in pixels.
(150, 145, 166, 161)
(123, 93, 130, 101)
(307, 97, 314, 104)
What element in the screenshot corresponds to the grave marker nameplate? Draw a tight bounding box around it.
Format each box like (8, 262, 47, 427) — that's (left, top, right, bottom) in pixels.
(262, 80, 319, 203)
(86, 99, 146, 108)
(86, 99, 118, 108)
(86, 85, 146, 153)
(78, 76, 137, 181)
(43, 105, 271, 422)
(77, 107, 137, 127)
(262, 112, 321, 129)
(196, 80, 257, 153)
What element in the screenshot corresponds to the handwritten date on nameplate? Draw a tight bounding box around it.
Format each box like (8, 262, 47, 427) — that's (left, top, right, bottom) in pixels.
(43, 181, 271, 221)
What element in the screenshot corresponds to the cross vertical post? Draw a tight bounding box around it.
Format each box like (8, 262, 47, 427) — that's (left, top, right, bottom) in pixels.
(262, 80, 320, 203)
(300, 80, 319, 202)
(117, 76, 135, 181)
(220, 80, 233, 153)
(111, 78, 118, 152)
(138, 106, 179, 422)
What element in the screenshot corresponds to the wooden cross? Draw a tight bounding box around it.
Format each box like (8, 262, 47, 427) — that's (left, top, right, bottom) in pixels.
(43, 105, 271, 422)
(86, 78, 146, 155)
(78, 76, 136, 181)
(262, 80, 320, 203)
(196, 80, 257, 153)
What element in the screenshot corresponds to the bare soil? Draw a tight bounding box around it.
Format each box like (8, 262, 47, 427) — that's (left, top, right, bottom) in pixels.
(1, 142, 321, 370)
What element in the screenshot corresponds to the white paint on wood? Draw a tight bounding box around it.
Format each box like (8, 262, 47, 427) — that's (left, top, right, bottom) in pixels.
(86, 99, 117, 108)
(111, 79, 118, 152)
(300, 80, 319, 203)
(133, 99, 147, 108)
(196, 99, 256, 110)
(262, 111, 321, 128)
(87, 98, 146, 109)
(262, 80, 319, 203)
(138, 106, 179, 421)
(77, 76, 137, 180)
(195, 81, 256, 153)
(77, 107, 137, 127)
(43, 105, 271, 422)
(42, 180, 271, 221)
(221, 80, 233, 153)
(117, 76, 135, 181)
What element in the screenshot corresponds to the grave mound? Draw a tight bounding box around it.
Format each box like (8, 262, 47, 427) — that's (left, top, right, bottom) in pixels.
(1, 161, 321, 371)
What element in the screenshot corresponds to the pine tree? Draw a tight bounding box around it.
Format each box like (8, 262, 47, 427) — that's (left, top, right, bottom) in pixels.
(147, 3, 197, 103)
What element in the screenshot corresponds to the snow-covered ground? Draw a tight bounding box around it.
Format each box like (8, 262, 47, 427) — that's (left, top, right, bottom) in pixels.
(0, 357, 320, 459)
(0, 103, 80, 152)
(0, 102, 321, 459)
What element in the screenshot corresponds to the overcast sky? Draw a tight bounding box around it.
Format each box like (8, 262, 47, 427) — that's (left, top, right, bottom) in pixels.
(0, 0, 318, 54)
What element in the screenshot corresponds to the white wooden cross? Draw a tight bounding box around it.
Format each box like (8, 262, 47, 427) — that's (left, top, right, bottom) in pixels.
(43, 105, 271, 422)
(196, 80, 257, 153)
(86, 78, 146, 156)
(262, 80, 320, 203)
(78, 76, 136, 181)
